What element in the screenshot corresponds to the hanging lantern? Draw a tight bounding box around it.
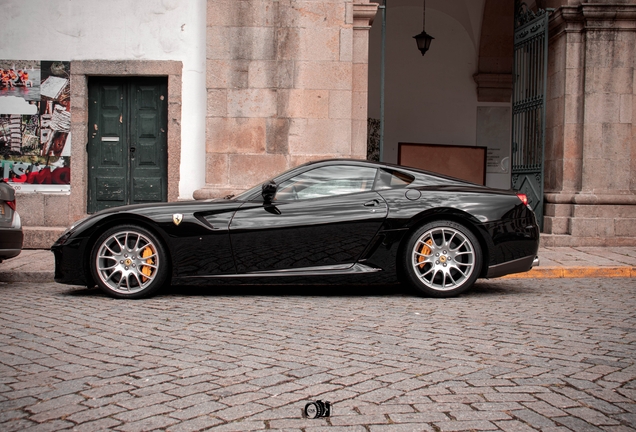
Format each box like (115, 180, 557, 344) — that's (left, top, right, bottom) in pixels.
(413, 0, 434, 56)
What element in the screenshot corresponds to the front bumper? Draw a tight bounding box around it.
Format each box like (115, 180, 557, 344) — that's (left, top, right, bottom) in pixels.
(51, 239, 90, 286)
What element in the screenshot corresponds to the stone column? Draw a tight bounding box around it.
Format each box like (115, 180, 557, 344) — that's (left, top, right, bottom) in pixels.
(543, 2, 636, 246)
(195, 0, 378, 199)
(352, 2, 378, 158)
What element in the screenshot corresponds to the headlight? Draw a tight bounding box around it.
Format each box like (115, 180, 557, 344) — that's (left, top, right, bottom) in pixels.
(56, 216, 91, 244)
(55, 231, 73, 245)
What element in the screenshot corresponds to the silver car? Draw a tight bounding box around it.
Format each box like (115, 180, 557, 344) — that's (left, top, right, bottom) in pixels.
(0, 180, 22, 262)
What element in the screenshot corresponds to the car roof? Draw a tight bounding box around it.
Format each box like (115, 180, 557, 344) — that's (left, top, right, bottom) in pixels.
(299, 158, 478, 186)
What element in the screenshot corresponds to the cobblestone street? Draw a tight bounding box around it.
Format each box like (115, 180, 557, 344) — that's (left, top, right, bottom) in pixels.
(1, 278, 635, 431)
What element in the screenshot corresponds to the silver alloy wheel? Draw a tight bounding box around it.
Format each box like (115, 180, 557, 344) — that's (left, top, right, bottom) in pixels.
(95, 230, 159, 294)
(411, 226, 476, 291)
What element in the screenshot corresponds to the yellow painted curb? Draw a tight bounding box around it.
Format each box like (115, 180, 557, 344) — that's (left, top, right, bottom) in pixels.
(501, 266, 636, 279)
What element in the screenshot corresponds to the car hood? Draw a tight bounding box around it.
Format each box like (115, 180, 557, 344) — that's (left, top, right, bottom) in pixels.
(58, 198, 245, 243)
(92, 198, 239, 215)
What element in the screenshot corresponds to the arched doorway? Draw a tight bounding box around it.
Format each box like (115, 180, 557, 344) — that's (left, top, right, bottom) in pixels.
(367, 1, 535, 193)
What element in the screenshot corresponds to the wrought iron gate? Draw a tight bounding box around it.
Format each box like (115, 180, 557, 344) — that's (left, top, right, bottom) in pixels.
(511, 3, 550, 229)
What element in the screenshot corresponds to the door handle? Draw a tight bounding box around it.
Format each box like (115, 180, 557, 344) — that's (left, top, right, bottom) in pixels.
(364, 199, 380, 207)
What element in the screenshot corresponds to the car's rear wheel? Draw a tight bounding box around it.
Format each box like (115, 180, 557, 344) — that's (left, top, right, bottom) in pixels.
(403, 220, 482, 297)
(90, 225, 168, 299)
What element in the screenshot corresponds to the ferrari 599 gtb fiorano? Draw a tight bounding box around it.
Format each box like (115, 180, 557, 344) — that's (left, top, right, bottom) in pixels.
(52, 159, 540, 299)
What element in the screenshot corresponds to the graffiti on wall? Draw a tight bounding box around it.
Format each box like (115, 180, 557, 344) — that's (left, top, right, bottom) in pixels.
(0, 60, 71, 192)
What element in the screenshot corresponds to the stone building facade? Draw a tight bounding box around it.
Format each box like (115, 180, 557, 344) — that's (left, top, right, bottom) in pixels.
(194, 0, 378, 199)
(1, 0, 635, 248)
(541, 1, 636, 245)
(194, 0, 636, 246)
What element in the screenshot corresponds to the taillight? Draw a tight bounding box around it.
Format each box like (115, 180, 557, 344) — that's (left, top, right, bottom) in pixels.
(516, 193, 529, 207)
(6, 199, 16, 211)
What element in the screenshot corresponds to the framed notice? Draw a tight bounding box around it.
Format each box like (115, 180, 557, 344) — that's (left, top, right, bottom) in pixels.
(398, 143, 487, 185)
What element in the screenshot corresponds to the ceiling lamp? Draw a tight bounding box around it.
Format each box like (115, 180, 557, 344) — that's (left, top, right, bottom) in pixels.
(413, 0, 434, 56)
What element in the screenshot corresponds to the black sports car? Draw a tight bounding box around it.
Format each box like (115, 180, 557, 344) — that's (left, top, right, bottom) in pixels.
(52, 159, 540, 299)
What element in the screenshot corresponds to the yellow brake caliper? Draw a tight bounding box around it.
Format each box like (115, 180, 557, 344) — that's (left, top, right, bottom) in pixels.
(140, 246, 154, 282)
(418, 239, 433, 268)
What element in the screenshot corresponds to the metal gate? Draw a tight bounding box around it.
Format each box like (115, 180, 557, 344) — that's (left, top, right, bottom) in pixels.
(511, 3, 550, 229)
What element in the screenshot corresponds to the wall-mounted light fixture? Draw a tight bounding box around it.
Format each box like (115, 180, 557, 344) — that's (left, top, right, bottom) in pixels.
(413, 0, 434, 56)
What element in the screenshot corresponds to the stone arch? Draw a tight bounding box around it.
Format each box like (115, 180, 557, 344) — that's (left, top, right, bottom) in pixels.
(473, 0, 514, 102)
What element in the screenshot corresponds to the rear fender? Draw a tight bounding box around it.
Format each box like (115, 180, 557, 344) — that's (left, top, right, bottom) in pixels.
(401, 208, 493, 278)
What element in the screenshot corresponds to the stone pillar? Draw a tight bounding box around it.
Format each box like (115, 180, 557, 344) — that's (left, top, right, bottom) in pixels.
(194, 0, 378, 199)
(352, 2, 378, 158)
(543, 3, 636, 245)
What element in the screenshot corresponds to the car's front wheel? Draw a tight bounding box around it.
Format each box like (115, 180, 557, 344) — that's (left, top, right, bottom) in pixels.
(90, 225, 168, 299)
(403, 220, 482, 297)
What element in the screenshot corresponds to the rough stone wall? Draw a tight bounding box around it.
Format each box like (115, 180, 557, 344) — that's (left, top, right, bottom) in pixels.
(543, 2, 636, 245)
(195, 0, 377, 199)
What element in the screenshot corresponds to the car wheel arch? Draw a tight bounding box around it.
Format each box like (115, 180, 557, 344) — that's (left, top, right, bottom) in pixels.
(399, 211, 491, 279)
(82, 215, 173, 285)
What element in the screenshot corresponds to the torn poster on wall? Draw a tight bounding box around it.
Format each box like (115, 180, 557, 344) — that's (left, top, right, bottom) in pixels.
(0, 60, 71, 192)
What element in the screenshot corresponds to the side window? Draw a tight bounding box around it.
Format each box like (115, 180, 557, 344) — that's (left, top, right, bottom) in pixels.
(276, 165, 378, 201)
(374, 169, 415, 190)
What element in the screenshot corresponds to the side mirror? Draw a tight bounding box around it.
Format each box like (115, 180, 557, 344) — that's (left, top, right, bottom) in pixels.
(262, 181, 277, 203)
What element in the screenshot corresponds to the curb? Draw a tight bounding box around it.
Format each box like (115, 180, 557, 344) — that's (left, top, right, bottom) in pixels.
(0, 271, 55, 284)
(502, 266, 636, 279)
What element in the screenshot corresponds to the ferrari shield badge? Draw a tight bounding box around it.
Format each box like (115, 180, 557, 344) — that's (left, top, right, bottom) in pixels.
(173, 214, 183, 226)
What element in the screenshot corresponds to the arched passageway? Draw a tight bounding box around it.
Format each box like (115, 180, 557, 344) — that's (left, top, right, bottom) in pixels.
(367, 0, 519, 190)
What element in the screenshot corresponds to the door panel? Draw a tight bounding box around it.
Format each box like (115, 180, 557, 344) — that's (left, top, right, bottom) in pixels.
(133, 177, 163, 202)
(230, 191, 388, 273)
(98, 138, 123, 166)
(88, 80, 127, 211)
(88, 77, 167, 213)
(130, 80, 167, 204)
(95, 177, 125, 202)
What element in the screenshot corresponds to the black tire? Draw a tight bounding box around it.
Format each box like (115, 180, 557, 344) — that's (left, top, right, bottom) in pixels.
(402, 220, 482, 297)
(90, 225, 168, 299)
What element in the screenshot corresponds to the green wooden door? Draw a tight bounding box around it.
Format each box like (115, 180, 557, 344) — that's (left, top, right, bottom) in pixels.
(88, 77, 168, 213)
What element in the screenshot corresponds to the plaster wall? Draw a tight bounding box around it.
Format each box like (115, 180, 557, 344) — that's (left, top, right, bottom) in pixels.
(0, 0, 207, 200)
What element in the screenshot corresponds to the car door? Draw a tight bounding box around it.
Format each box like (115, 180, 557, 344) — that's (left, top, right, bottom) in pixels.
(229, 165, 388, 273)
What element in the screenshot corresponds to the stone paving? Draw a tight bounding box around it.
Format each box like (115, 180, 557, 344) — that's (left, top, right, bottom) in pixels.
(1, 278, 635, 431)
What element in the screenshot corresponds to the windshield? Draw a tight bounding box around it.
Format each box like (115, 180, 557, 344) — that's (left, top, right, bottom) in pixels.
(234, 183, 263, 201)
(233, 164, 303, 201)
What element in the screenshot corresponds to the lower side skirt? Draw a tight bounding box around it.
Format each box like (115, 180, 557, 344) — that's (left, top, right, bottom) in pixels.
(172, 263, 396, 286)
(178, 263, 380, 280)
(486, 254, 536, 279)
